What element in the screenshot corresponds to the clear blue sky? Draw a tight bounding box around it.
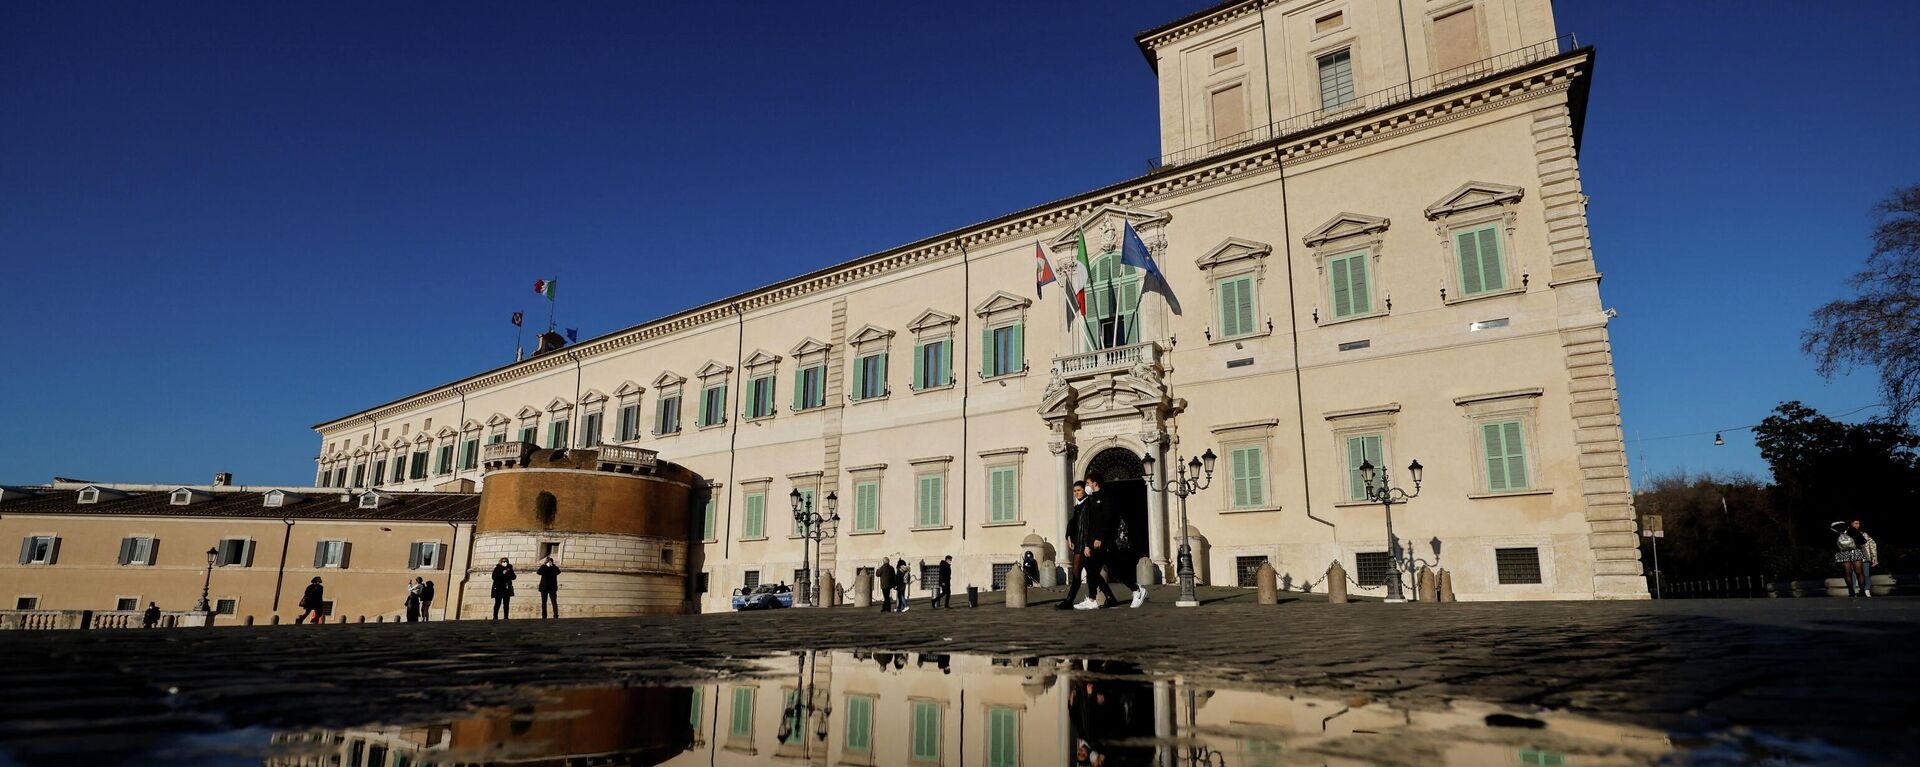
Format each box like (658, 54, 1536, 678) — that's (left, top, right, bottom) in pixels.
(2, 2, 1915, 487)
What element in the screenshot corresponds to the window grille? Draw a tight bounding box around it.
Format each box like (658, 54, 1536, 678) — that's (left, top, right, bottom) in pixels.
(1496, 547, 1543, 584)
(1355, 552, 1392, 587)
(1235, 556, 1268, 587)
(991, 562, 1015, 590)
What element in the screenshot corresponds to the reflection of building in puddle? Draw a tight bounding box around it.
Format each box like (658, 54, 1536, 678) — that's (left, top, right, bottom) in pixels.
(270, 651, 1673, 766)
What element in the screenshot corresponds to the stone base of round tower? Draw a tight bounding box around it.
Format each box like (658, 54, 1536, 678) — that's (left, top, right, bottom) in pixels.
(461, 530, 689, 618)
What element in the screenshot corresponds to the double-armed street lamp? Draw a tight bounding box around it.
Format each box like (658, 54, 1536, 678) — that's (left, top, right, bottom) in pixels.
(790, 488, 839, 607)
(1141, 447, 1216, 607)
(776, 650, 832, 746)
(1358, 457, 1423, 602)
(197, 546, 219, 614)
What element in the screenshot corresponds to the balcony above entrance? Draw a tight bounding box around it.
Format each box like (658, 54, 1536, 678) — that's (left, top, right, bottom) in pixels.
(1041, 341, 1178, 429)
(1053, 341, 1163, 383)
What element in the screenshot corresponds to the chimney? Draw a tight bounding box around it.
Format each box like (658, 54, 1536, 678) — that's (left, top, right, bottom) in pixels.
(213, 472, 234, 487)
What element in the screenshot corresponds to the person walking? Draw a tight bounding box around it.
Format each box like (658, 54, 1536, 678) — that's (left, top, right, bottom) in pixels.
(931, 555, 953, 609)
(1832, 521, 1870, 597)
(1853, 520, 1880, 597)
(142, 601, 161, 628)
(1022, 550, 1040, 587)
(404, 579, 422, 623)
(295, 576, 326, 624)
(1073, 476, 1117, 610)
(537, 556, 562, 618)
(876, 559, 897, 612)
(895, 558, 912, 612)
(1057, 481, 1090, 610)
(417, 577, 434, 622)
(491, 558, 517, 619)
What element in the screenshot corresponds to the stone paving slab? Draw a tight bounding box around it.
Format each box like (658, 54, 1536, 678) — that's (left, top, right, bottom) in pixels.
(0, 587, 1914, 761)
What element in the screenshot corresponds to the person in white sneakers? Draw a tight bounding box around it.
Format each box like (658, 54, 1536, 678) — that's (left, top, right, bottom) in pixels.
(1073, 475, 1121, 609)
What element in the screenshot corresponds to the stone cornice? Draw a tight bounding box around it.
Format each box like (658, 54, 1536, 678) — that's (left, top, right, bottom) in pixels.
(1135, 0, 1267, 60)
(314, 52, 1590, 434)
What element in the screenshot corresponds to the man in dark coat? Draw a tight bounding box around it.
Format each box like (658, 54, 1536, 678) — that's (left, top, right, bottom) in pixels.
(895, 559, 912, 612)
(537, 557, 561, 618)
(876, 559, 897, 612)
(296, 577, 326, 624)
(1073, 476, 1119, 610)
(932, 555, 953, 609)
(418, 578, 435, 622)
(491, 558, 516, 619)
(1057, 481, 1089, 610)
(142, 601, 162, 628)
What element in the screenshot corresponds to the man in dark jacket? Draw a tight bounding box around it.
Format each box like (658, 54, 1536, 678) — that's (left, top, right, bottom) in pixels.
(895, 559, 911, 612)
(142, 601, 162, 628)
(1057, 481, 1089, 610)
(418, 578, 435, 622)
(1072, 476, 1118, 610)
(876, 560, 897, 612)
(296, 576, 326, 624)
(491, 558, 516, 619)
(932, 555, 953, 609)
(537, 557, 561, 618)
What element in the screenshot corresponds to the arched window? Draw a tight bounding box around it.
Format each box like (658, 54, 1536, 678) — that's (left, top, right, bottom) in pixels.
(1082, 251, 1142, 349)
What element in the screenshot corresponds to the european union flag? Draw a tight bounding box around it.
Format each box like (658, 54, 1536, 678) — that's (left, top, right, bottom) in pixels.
(1120, 222, 1181, 314)
(565, 328, 578, 342)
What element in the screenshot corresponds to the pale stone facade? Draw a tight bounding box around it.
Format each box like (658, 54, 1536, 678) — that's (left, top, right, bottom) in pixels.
(308, 0, 1644, 606)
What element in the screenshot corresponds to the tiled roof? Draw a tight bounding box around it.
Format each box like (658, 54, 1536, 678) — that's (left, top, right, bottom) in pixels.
(0, 488, 478, 523)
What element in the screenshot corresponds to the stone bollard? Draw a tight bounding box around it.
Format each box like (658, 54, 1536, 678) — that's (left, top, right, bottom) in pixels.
(358, 616, 366, 624)
(820, 571, 837, 607)
(1039, 560, 1058, 588)
(1256, 562, 1278, 604)
(376, 615, 385, 624)
(1327, 561, 1349, 604)
(1418, 567, 1438, 602)
(245, 615, 255, 626)
(854, 570, 873, 608)
(1007, 571, 1028, 608)
(1438, 569, 1456, 602)
(271, 615, 281, 625)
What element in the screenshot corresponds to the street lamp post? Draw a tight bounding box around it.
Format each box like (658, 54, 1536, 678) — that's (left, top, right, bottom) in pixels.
(198, 546, 218, 614)
(789, 488, 840, 607)
(1358, 458, 1423, 602)
(776, 650, 832, 748)
(1140, 447, 1216, 607)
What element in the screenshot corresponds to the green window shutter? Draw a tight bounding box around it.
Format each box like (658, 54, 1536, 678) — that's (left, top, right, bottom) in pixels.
(1501, 420, 1528, 489)
(1231, 446, 1264, 508)
(988, 466, 1017, 523)
(876, 352, 888, 396)
(1331, 253, 1371, 316)
(703, 494, 717, 540)
(1011, 323, 1024, 373)
(988, 707, 1018, 767)
(855, 481, 878, 532)
(1233, 276, 1253, 334)
(913, 343, 926, 390)
(1476, 226, 1504, 292)
(940, 339, 953, 385)
(852, 355, 867, 401)
(912, 701, 940, 761)
(846, 695, 873, 752)
(981, 326, 995, 378)
(1218, 278, 1238, 337)
(730, 687, 754, 738)
(745, 493, 765, 538)
(792, 369, 804, 411)
(698, 388, 711, 425)
(1483, 422, 1532, 491)
(1331, 255, 1355, 317)
(1346, 434, 1382, 499)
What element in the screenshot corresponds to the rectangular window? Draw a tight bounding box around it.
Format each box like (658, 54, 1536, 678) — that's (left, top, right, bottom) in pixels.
(911, 701, 942, 763)
(696, 572, 710, 593)
(1315, 10, 1345, 33)
(435, 444, 454, 475)
(853, 480, 880, 533)
(1345, 433, 1384, 500)
(351, 463, 366, 487)
(519, 424, 537, 444)
(743, 570, 761, 588)
(987, 706, 1019, 767)
(699, 385, 727, 427)
(729, 687, 755, 739)
(702, 493, 718, 541)
(1229, 446, 1266, 509)
(657, 395, 682, 434)
(983, 324, 1025, 378)
(1355, 551, 1392, 587)
(488, 431, 506, 445)
(580, 411, 602, 447)
(214, 599, 237, 615)
(547, 419, 569, 449)
(743, 491, 766, 539)
(1211, 47, 1239, 69)
(392, 457, 408, 483)
(916, 474, 945, 528)
(334, 467, 347, 487)
(617, 403, 640, 441)
(1317, 49, 1355, 108)
(1454, 224, 1506, 296)
(1481, 420, 1530, 491)
(118, 536, 156, 566)
(1210, 82, 1246, 139)
(988, 466, 1019, 523)
(1236, 555, 1269, 587)
(1328, 251, 1371, 318)
(18, 535, 57, 565)
(845, 694, 875, 754)
(795, 364, 826, 410)
(116, 597, 139, 611)
(460, 439, 479, 470)
(746, 375, 774, 419)
(1432, 7, 1480, 72)
(409, 450, 428, 480)
(408, 541, 442, 570)
(14, 597, 38, 610)
(1217, 275, 1256, 337)
(215, 538, 254, 567)
(314, 540, 350, 569)
(1496, 547, 1544, 584)
(853, 352, 888, 400)
(914, 339, 951, 390)
(372, 459, 387, 484)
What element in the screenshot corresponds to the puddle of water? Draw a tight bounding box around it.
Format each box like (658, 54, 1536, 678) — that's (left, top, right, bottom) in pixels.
(0, 651, 1878, 766)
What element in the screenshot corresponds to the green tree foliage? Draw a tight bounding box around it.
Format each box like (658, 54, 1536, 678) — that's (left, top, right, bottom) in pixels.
(1803, 184, 1920, 421)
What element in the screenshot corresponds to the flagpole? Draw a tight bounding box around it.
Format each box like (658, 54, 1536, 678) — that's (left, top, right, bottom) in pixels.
(547, 276, 557, 332)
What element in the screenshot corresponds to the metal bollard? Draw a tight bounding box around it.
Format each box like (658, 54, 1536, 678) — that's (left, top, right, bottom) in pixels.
(1256, 562, 1278, 604)
(1327, 561, 1349, 604)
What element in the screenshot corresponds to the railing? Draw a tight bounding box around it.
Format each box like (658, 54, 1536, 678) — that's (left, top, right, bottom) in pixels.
(480, 441, 534, 467)
(597, 444, 659, 472)
(1656, 573, 1914, 598)
(1053, 341, 1162, 378)
(0, 609, 203, 630)
(1152, 35, 1578, 170)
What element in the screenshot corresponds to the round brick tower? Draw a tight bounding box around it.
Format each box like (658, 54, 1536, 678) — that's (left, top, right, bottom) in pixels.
(462, 444, 694, 617)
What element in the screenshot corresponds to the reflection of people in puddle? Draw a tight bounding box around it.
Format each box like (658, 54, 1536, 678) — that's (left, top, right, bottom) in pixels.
(1068, 661, 1155, 766)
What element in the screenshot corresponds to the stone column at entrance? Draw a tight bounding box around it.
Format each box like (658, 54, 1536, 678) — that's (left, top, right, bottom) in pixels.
(1143, 431, 1169, 576)
(1051, 439, 1073, 552)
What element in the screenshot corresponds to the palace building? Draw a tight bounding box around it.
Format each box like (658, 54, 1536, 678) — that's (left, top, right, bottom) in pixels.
(3, 0, 1646, 620)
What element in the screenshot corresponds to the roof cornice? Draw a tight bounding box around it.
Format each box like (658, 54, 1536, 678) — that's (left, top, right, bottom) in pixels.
(314, 50, 1590, 433)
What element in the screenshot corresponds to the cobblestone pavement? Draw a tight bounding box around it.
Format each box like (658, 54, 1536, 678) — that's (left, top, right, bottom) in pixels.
(1, 588, 1915, 763)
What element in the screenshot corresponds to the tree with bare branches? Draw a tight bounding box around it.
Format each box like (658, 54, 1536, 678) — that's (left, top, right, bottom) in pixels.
(1804, 184, 1920, 421)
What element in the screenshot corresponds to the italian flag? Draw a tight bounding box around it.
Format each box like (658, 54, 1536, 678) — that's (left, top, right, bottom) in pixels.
(1069, 229, 1092, 315)
(534, 279, 556, 301)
